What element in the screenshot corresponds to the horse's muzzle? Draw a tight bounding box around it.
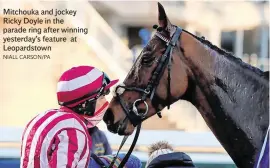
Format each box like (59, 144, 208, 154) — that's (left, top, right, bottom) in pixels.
(103, 108, 118, 133)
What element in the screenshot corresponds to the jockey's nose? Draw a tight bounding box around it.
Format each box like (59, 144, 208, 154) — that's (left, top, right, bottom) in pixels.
(103, 108, 114, 126)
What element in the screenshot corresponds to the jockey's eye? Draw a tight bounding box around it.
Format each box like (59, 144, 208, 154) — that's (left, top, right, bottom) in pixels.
(104, 89, 110, 96)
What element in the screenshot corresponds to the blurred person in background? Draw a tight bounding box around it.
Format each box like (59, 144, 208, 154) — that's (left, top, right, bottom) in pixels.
(88, 126, 112, 156)
(89, 153, 142, 168)
(138, 28, 151, 47)
(145, 141, 196, 168)
(20, 65, 118, 168)
(132, 28, 152, 63)
(254, 125, 269, 168)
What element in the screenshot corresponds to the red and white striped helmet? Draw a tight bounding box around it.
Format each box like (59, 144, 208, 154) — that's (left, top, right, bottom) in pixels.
(57, 66, 118, 107)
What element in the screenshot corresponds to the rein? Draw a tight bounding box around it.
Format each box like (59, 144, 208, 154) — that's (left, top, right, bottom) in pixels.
(91, 124, 141, 168)
(96, 26, 182, 168)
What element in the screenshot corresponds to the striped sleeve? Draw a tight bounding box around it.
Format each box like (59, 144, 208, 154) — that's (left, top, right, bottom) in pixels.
(49, 128, 88, 168)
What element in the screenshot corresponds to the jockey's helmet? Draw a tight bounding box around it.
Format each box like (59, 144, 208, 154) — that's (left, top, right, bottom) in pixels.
(57, 65, 118, 108)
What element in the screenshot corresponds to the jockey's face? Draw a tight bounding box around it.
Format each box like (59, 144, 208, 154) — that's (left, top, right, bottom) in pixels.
(95, 96, 108, 111)
(84, 96, 109, 128)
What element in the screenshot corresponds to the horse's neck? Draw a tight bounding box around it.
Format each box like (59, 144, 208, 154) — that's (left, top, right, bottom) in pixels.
(180, 33, 269, 168)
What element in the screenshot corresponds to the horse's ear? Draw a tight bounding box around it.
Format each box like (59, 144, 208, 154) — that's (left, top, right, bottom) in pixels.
(157, 2, 175, 37)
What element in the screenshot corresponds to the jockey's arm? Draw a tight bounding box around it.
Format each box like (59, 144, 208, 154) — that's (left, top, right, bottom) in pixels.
(49, 128, 89, 168)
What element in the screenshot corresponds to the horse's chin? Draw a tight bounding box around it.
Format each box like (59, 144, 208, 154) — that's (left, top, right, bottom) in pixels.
(117, 124, 127, 135)
(117, 120, 135, 136)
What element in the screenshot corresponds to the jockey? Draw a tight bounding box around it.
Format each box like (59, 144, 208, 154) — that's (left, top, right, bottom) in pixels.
(20, 65, 118, 168)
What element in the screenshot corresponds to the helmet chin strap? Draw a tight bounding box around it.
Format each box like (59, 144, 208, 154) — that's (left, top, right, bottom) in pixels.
(83, 101, 109, 128)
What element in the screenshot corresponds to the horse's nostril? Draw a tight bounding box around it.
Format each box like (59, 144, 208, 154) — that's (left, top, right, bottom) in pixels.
(103, 108, 114, 125)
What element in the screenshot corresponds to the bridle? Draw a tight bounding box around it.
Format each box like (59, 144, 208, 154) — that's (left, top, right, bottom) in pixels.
(115, 26, 183, 126)
(94, 26, 183, 168)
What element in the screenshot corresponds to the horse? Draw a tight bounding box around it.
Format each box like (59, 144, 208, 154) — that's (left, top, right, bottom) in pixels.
(103, 2, 269, 168)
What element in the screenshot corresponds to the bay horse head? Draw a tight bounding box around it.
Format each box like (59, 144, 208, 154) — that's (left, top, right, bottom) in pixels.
(104, 3, 269, 168)
(104, 3, 189, 135)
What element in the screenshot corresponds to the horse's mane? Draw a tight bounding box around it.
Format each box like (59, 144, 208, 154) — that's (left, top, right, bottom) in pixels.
(183, 30, 265, 76)
(129, 28, 266, 83)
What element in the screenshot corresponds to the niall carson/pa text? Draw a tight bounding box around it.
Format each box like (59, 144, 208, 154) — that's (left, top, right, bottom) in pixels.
(3, 54, 51, 60)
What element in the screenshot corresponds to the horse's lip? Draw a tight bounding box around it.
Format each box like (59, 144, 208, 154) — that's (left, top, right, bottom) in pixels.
(117, 129, 126, 136)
